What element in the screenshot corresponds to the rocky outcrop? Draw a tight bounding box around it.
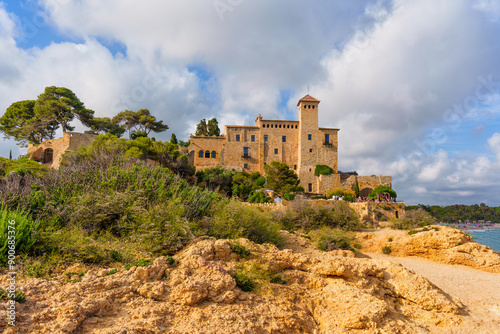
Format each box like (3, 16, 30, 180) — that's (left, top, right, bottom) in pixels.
(356, 226, 500, 273)
(0, 234, 463, 333)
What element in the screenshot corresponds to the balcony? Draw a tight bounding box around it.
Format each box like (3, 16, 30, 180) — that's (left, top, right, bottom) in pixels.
(242, 153, 251, 158)
(323, 142, 333, 146)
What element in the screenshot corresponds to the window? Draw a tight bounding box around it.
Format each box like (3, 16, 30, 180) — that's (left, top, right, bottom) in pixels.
(243, 147, 249, 156)
(312, 105, 315, 109)
(271, 124, 273, 128)
(287, 125, 290, 128)
(325, 134, 330, 143)
(235, 134, 240, 141)
(282, 135, 286, 142)
(205, 150, 210, 158)
(274, 148, 278, 154)
(244, 163, 248, 169)
(308, 183, 312, 192)
(308, 134, 312, 140)
(211, 151, 216, 158)
(294, 165, 297, 170)
(309, 148, 313, 153)
(251, 135, 255, 142)
(279, 124, 282, 128)
(199, 150, 204, 158)
(295, 125, 298, 129)
(264, 135, 268, 142)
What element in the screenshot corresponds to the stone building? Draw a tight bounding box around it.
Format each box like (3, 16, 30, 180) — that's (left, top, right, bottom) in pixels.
(188, 95, 392, 195)
(27, 132, 97, 169)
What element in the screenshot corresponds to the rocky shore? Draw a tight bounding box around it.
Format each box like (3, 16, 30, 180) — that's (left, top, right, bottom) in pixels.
(1, 227, 499, 333)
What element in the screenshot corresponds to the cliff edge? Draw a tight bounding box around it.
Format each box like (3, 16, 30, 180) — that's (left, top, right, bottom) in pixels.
(356, 225, 500, 273)
(0, 231, 465, 333)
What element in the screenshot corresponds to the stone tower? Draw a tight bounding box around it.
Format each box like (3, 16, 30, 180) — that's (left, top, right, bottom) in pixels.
(297, 94, 320, 192)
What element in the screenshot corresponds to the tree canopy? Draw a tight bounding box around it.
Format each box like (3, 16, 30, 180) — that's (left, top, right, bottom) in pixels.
(264, 161, 304, 195)
(112, 109, 168, 139)
(1, 87, 170, 147)
(195, 118, 220, 136)
(35, 86, 94, 132)
(367, 185, 397, 199)
(0, 100, 58, 146)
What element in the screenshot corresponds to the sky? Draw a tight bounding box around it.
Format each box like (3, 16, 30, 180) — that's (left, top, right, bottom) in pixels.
(0, 0, 500, 206)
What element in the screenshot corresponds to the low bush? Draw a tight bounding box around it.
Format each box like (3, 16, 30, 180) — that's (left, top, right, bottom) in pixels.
(382, 246, 392, 254)
(391, 208, 437, 230)
(234, 273, 254, 292)
(0, 208, 39, 265)
(230, 244, 251, 258)
(247, 191, 270, 203)
(312, 227, 359, 252)
(0, 287, 26, 303)
(283, 193, 295, 201)
(124, 259, 153, 270)
(207, 201, 283, 246)
(269, 274, 287, 285)
(274, 200, 361, 232)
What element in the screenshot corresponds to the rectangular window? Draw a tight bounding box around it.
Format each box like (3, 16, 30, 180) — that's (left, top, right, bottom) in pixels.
(308, 134, 312, 140)
(244, 163, 248, 169)
(309, 148, 312, 153)
(294, 165, 297, 170)
(282, 135, 286, 142)
(325, 134, 330, 143)
(243, 147, 249, 156)
(308, 183, 312, 192)
(251, 135, 255, 142)
(264, 135, 268, 142)
(274, 148, 278, 154)
(235, 134, 240, 141)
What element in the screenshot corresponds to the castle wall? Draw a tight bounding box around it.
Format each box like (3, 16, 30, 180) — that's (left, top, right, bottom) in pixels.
(188, 136, 226, 171)
(28, 132, 96, 169)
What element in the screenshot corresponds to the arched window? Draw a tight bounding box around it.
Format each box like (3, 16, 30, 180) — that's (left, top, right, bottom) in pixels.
(211, 151, 216, 158)
(199, 150, 204, 158)
(205, 150, 210, 158)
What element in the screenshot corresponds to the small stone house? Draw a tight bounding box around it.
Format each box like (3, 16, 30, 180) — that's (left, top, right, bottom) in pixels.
(27, 132, 97, 169)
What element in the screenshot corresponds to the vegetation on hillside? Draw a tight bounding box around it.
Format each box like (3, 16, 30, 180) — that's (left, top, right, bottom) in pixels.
(407, 204, 500, 223)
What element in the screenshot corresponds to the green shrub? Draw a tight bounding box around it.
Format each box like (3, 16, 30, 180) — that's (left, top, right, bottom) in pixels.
(230, 244, 251, 258)
(0, 208, 39, 265)
(274, 200, 360, 231)
(367, 186, 397, 200)
(107, 268, 118, 275)
(313, 227, 359, 252)
(234, 273, 254, 292)
(388, 237, 393, 242)
(382, 246, 392, 254)
(391, 208, 437, 230)
(124, 259, 153, 270)
(207, 201, 283, 246)
(270, 274, 287, 285)
(342, 196, 353, 202)
(0, 287, 26, 303)
(247, 191, 270, 203)
(165, 255, 175, 265)
(314, 165, 333, 176)
(283, 193, 295, 201)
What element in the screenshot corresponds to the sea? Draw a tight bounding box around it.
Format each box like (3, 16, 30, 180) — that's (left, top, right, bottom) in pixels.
(465, 228, 500, 253)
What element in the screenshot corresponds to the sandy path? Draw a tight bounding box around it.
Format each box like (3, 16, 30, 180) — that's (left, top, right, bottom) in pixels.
(364, 252, 500, 333)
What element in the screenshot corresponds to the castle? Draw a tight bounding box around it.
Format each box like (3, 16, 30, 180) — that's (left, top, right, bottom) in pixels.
(188, 95, 392, 196)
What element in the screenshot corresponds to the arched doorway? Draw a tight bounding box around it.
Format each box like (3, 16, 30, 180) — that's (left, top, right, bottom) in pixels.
(43, 148, 54, 163)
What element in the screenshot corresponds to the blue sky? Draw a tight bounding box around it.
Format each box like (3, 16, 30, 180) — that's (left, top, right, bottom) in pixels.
(1, 0, 500, 206)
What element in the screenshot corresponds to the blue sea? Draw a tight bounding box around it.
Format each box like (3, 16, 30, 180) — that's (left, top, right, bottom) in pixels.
(466, 229, 500, 253)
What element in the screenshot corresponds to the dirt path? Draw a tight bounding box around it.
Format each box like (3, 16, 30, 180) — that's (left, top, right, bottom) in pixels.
(364, 252, 500, 333)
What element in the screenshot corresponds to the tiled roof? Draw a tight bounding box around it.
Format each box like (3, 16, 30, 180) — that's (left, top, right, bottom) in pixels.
(297, 94, 320, 106)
